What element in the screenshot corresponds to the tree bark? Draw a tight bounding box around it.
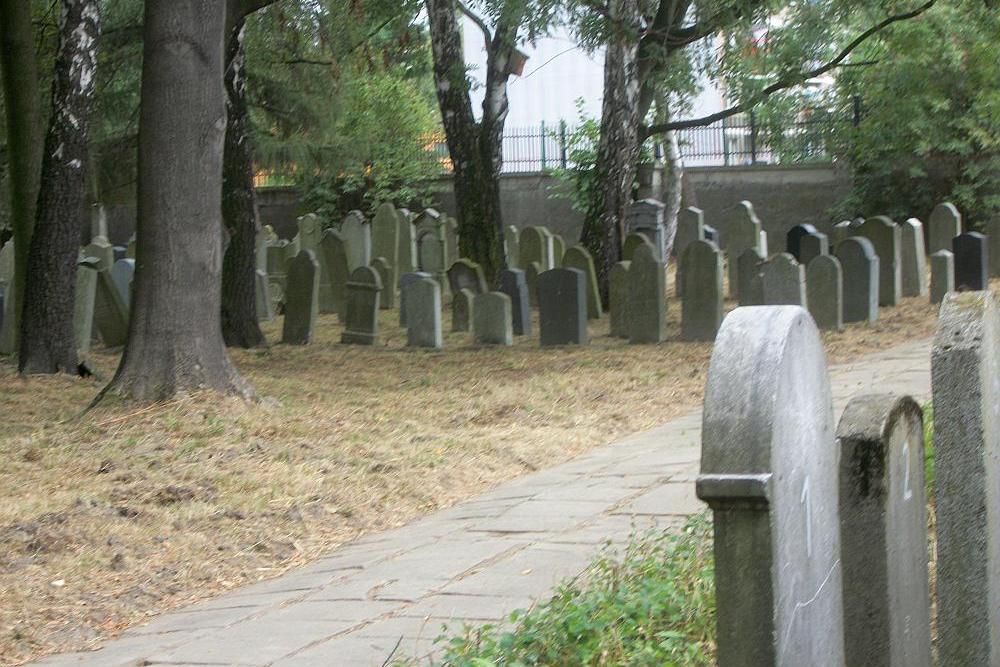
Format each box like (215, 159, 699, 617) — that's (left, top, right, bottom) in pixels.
(19, 0, 100, 375)
(97, 0, 251, 403)
(659, 100, 682, 260)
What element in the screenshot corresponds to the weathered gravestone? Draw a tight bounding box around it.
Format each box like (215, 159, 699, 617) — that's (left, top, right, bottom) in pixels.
(837, 237, 880, 323)
(727, 200, 764, 298)
(622, 232, 652, 263)
(806, 254, 843, 331)
(627, 199, 667, 261)
(538, 268, 587, 346)
(799, 231, 829, 268)
(371, 257, 394, 309)
(932, 291, 1000, 666)
(837, 394, 931, 667)
(256, 225, 277, 272)
(451, 288, 474, 333)
(858, 216, 902, 307)
(404, 277, 441, 349)
(284, 234, 301, 261)
(93, 267, 129, 347)
(372, 203, 400, 294)
(126, 234, 136, 260)
(674, 206, 704, 259)
(680, 240, 723, 342)
(989, 215, 1000, 278)
(111, 259, 135, 305)
(900, 218, 928, 297)
(786, 223, 819, 261)
(609, 261, 630, 339)
(297, 214, 322, 252)
(319, 229, 349, 317)
(74, 257, 99, 355)
(266, 241, 289, 306)
(396, 208, 416, 276)
(562, 246, 602, 320)
(697, 306, 844, 666)
(761, 253, 807, 307)
(505, 226, 519, 269)
(281, 250, 319, 345)
(551, 234, 566, 268)
(628, 244, 666, 344)
(415, 209, 448, 289)
(519, 226, 553, 271)
(341, 266, 382, 345)
(928, 202, 962, 254)
(831, 220, 853, 247)
(399, 271, 432, 327)
(952, 231, 988, 291)
(499, 268, 531, 336)
(341, 210, 371, 270)
(255, 269, 274, 323)
(736, 247, 765, 307)
(84, 236, 115, 272)
(447, 258, 488, 296)
(444, 215, 460, 266)
(473, 292, 513, 346)
(930, 250, 954, 304)
(525, 261, 541, 308)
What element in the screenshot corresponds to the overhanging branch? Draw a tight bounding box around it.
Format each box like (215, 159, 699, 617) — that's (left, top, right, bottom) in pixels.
(457, 0, 493, 45)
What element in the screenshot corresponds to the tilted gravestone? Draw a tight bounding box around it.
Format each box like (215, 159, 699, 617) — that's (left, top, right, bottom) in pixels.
(932, 291, 1000, 665)
(928, 202, 962, 254)
(525, 261, 542, 308)
(622, 232, 652, 263)
(341, 265, 382, 345)
(837, 394, 932, 667)
(341, 210, 371, 271)
(761, 253, 807, 307)
(93, 267, 129, 347)
(111, 258, 135, 305)
(281, 250, 319, 345)
(609, 261, 631, 339)
(447, 258, 488, 296)
(284, 234, 301, 261)
(798, 231, 829, 268)
(396, 208, 416, 276)
(371, 257, 394, 309)
(806, 254, 843, 331)
(538, 267, 587, 346)
(952, 231, 988, 291)
(499, 268, 530, 336)
(628, 243, 666, 344)
(404, 276, 441, 349)
(519, 226, 553, 271)
(399, 271, 432, 327)
(551, 234, 566, 268)
(415, 209, 448, 289)
(562, 245, 602, 320)
(84, 235, 114, 272)
(837, 237, 880, 323)
(858, 216, 902, 307)
(674, 206, 704, 259)
(74, 257, 99, 356)
(930, 250, 954, 304)
(626, 198, 667, 261)
(473, 292, 513, 346)
(698, 306, 844, 666)
(372, 203, 400, 294)
(505, 226, 519, 269)
(900, 218, 928, 297)
(255, 269, 274, 323)
(727, 200, 764, 298)
(736, 247, 765, 307)
(319, 229, 349, 318)
(680, 240, 723, 342)
(786, 223, 819, 261)
(451, 287, 474, 333)
(989, 215, 1000, 278)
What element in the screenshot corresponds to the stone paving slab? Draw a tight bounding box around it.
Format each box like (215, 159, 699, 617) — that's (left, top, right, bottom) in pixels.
(30, 338, 932, 667)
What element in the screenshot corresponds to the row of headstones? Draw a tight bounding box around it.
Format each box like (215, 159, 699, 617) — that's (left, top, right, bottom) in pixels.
(696, 295, 998, 665)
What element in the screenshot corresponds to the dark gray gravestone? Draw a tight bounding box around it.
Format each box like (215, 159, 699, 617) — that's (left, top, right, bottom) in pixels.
(319, 229, 349, 318)
(952, 231, 988, 291)
(627, 243, 666, 344)
(806, 254, 843, 331)
(371, 257, 394, 309)
(538, 268, 587, 347)
(519, 226, 552, 271)
(799, 231, 829, 268)
(473, 292, 513, 346)
(726, 200, 763, 298)
(932, 292, 1000, 665)
(525, 261, 541, 308)
(761, 253, 806, 307)
(93, 268, 129, 347)
(609, 261, 630, 339)
(74, 258, 99, 355)
(551, 234, 566, 268)
(680, 240, 723, 342)
(505, 225, 519, 270)
(372, 203, 400, 289)
(900, 219, 928, 298)
(404, 276, 441, 349)
(698, 306, 844, 666)
(399, 271, 432, 327)
(562, 245, 602, 320)
(928, 202, 962, 254)
(930, 250, 954, 304)
(858, 216, 902, 307)
(786, 223, 818, 261)
(837, 394, 931, 667)
(736, 247, 765, 307)
(397, 208, 416, 275)
(447, 258, 488, 296)
(674, 206, 705, 259)
(626, 198, 667, 261)
(499, 268, 530, 336)
(415, 209, 448, 288)
(340, 265, 382, 346)
(622, 232, 652, 262)
(341, 210, 371, 271)
(451, 287, 474, 333)
(837, 237, 879, 323)
(281, 250, 319, 345)
(831, 220, 853, 247)
(111, 258, 135, 305)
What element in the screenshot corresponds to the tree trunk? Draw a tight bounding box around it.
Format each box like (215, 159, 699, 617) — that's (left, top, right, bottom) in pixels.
(19, 0, 100, 375)
(0, 0, 43, 352)
(659, 101, 683, 260)
(581, 0, 642, 303)
(97, 0, 251, 403)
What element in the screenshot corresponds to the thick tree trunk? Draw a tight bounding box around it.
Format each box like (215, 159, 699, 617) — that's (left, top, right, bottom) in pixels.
(98, 0, 251, 403)
(19, 0, 100, 375)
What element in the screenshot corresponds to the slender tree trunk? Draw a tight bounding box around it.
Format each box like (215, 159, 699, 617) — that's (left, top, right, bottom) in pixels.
(0, 0, 43, 352)
(97, 0, 251, 403)
(659, 99, 683, 260)
(19, 0, 100, 374)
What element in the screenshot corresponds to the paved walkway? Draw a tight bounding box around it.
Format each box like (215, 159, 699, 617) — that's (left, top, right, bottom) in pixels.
(35, 339, 933, 667)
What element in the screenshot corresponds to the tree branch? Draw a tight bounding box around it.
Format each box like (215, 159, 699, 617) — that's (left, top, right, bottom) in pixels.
(642, 0, 936, 137)
(457, 0, 493, 45)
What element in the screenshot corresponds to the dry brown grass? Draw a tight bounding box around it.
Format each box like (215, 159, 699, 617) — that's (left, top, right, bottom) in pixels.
(0, 289, 941, 665)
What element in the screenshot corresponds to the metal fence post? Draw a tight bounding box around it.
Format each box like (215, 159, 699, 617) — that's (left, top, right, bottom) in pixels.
(749, 111, 758, 165)
(540, 120, 547, 170)
(559, 120, 568, 168)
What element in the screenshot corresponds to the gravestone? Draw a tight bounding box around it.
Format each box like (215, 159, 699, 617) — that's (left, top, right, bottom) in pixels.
(284, 234, 301, 261)
(266, 241, 289, 297)
(399, 271, 432, 327)
(727, 200, 764, 298)
(74, 258, 99, 355)
(281, 250, 319, 345)
(93, 268, 129, 347)
(340, 266, 382, 345)
(256, 225, 277, 272)
(447, 258, 488, 296)
(341, 210, 371, 270)
(609, 261, 631, 339)
(538, 268, 587, 346)
(126, 234, 137, 260)
(798, 231, 829, 267)
(111, 259, 135, 305)
(928, 202, 962, 254)
(761, 253, 807, 307)
(319, 229, 350, 318)
(932, 292, 1000, 665)
(297, 214, 322, 252)
(255, 269, 274, 323)
(451, 288, 474, 332)
(674, 206, 705, 259)
(930, 250, 954, 304)
(622, 232, 652, 262)
(837, 394, 932, 667)
(989, 215, 1000, 278)
(786, 223, 819, 261)
(733, 247, 763, 307)
(858, 216, 902, 306)
(84, 236, 114, 272)
(952, 231, 988, 291)
(703, 224, 720, 246)
(831, 220, 853, 247)
(444, 215, 459, 266)
(473, 292, 513, 346)
(626, 199, 667, 261)
(371, 257, 394, 309)
(519, 226, 553, 271)
(396, 208, 416, 275)
(680, 240, 723, 342)
(628, 244, 666, 344)
(698, 306, 844, 666)
(505, 226, 519, 269)
(91, 202, 108, 238)
(415, 209, 448, 288)
(404, 277, 442, 349)
(837, 237, 880, 323)
(525, 261, 541, 308)
(806, 254, 843, 331)
(112, 246, 126, 262)
(499, 268, 530, 336)
(562, 245, 602, 319)
(900, 218, 928, 297)
(551, 234, 566, 268)
(372, 203, 400, 293)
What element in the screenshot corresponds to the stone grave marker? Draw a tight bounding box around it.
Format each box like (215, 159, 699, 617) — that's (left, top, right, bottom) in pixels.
(837, 394, 932, 667)
(538, 267, 587, 346)
(681, 240, 723, 341)
(505, 226, 519, 269)
(266, 241, 289, 298)
(91, 202, 108, 238)
(519, 226, 553, 271)
(901, 218, 928, 297)
(727, 200, 764, 298)
(953, 231, 988, 291)
(397, 208, 416, 275)
(372, 203, 400, 291)
(761, 253, 807, 307)
(799, 231, 829, 267)
(675, 206, 705, 259)
(399, 271, 432, 327)
(698, 306, 844, 666)
(256, 225, 277, 272)
(371, 257, 394, 309)
(806, 254, 843, 331)
(111, 258, 135, 305)
(831, 220, 853, 247)
(473, 292, 513, 346)
(786, 223, 819, 261)
(112, 246, 126, 262)
(930, 250, 954, 304)
(84, 236, 114, 272)
(499, 268, 530, 336)
(319, 229, 349, 318)
(447, 258, 488, 296)
(525, 261, 541, 308)
(928, 202, 961, 254)
(627, 198, 667, 261)
(341, 266, 382, 345)
(622, 232, 652, 262)
(452, 288, 474, 332)
(93, 267, 129, 347)
(281, 250, 319, 345)
(341, 210, 371, 270)
(415, 209, 448, 288)
(736, 247, 765, 307)
(609, 261, 631, 339)
(858, 216, 902, 307)
(404, 276, 442, 349)
(837, 237, 880, 323)
(628, 243, 666, 344)
(126, 234, 137, 260)
(255, 269, 274, 323)
(74, 257, 99, 356)
(284, 234, 301, 261)
(297, 214, 322, 252)
(551, 234, 566, 268)
(562, 245, 602, 319)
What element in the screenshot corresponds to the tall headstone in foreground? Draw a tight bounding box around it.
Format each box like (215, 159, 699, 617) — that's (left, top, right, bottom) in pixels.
(499, 268, 531, 336)
(798, 231, 829, 268)
(952, 231, 988, 291)
(930, 250, 954, 304)
(341, 266, 382, 345)
(473, 292, 513, 346)
(399, 271, 432, 327)
(928, 202, 962, 254)
(786, 223, 819, 261)
(761, 253, 807, 307)
(736, 247, 764, 307)
(626, 198, 667, 261)
(538, 267, 587, 347)
(371, 257, 394, 309)
(858, 216, 902, 307)
(932, 291, 1000, 666)
(74, 258, 99, 355)
(519, 226, 553, 271)
(609, 261, 631, 339)
(451, 287, 474, 333)
(372, 203, 400, 291)
(681, 240, 723, 342)
(627, 244, 666, 344)
(396, 208, 416, 276)
(806, 254, 843, 331)
(404, 276, 442, 349)
(727, 200, 764, 298)
(674, 206, 705, 259)
(900, 218, 928, 297)
(319, 229, 350, 318)
(562, 245, 602, 320)
(698, 306, 844, 666)
(281, 250, 319, 345)
(341, 210, 371, 270)
(505, 226, 520, 269)
(415, 209, 448, 289)
(837, 237, 880, 323)
(447, 258, 488, 296)
(837, 394, 931, 667)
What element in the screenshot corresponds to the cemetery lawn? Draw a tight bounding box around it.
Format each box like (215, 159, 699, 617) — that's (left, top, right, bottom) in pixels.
(0, 291, 942, 664)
